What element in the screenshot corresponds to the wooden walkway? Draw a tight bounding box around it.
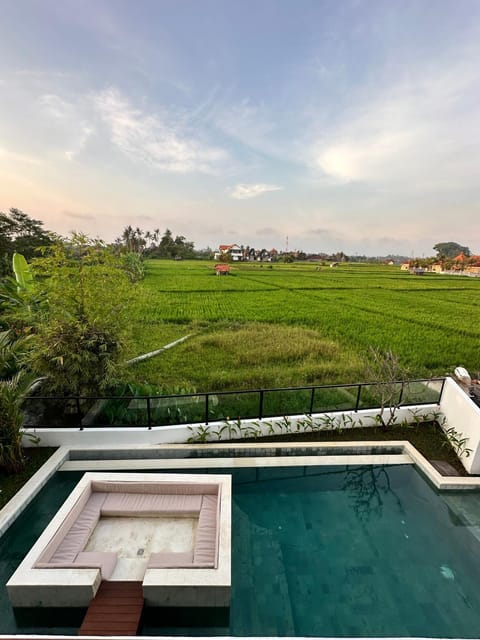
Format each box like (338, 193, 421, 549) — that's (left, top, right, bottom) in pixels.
(79, 581, 144, 636)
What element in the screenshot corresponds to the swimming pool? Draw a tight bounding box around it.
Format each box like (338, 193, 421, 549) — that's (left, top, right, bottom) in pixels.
(2, 464, 480, 636)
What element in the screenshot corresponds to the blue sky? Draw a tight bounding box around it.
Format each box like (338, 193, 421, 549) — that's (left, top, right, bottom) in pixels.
(0, 0, 479, 255)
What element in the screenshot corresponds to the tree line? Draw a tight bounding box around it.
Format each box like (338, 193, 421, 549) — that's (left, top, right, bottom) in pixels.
(0, 209, 204, 277)
(114, 225, 197, 259)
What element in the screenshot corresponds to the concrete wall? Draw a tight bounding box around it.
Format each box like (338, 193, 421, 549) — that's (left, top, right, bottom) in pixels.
(439, 377, 480, 474)
(23, 404, 440, 449)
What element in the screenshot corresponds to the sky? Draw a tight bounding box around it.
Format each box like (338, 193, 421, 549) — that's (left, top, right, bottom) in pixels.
(0, 0, 479, 256)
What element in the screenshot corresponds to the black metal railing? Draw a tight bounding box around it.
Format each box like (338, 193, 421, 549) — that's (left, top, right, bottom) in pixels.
(22, 377, 446, 430)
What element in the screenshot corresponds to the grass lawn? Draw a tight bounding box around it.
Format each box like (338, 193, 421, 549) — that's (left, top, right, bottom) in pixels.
(123, 260, 480, 392)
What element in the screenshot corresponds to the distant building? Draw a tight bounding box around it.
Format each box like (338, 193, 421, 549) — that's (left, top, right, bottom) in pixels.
(453, 252, 470, 263)
(214, 244, 244, 261)
(214, 244, 278, 262)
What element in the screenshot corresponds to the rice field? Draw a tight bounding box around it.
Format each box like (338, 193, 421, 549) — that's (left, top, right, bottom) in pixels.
(126, 260, 480, 392)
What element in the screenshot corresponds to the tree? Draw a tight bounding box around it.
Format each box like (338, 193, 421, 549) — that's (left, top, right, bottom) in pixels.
(0, 208, 54, 276)
(158, 228, 175, 257)
(28, 234, 135, 396)
(433, 242, 471, 258)
(115, 225, 196, 260)
(364, 347, 409, 428)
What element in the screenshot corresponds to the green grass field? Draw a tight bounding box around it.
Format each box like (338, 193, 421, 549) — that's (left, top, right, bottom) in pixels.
(124, 260, 480, 392)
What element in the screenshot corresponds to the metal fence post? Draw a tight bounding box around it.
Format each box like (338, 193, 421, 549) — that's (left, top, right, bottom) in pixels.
(76, 397, 83, 431)
(439, 378, 446, 404)
(398, 383, 405, 406)
(259, 390, 264, 420)
(147, 397, 152, 429)
(205, 394, 209, 425)
(355, 385, 361, 412)
(309, 388, 315, 415)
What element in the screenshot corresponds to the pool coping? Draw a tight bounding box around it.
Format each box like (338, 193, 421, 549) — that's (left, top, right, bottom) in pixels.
(2, 440, 479, 539)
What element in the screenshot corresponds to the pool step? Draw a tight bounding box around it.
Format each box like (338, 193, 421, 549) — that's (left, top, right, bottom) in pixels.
(78, 580, 144, 636)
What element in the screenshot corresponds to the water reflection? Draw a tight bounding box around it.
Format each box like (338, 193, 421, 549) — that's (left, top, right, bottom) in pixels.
(343, 465, 405, 522)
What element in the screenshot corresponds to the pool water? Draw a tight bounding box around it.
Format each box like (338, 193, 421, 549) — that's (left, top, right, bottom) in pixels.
(2, 464, 480, 637)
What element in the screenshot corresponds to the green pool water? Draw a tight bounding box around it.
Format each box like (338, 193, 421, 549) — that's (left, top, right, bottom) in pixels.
(2, 464, 480, 637)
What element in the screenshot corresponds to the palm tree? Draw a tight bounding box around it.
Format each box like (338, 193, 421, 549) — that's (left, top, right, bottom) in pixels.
(0, 331, 40, 474)
(0, 370, 39, 473)
(121, 225, 134, 252)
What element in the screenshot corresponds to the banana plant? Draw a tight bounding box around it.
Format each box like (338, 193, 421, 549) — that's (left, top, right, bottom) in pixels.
(12, 252, 34, 293)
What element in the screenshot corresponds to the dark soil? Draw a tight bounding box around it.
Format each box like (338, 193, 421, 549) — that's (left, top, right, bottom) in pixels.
(235, 422, 468, 476)
(0, 423, 470, 510)
(0, 447, 57, 509)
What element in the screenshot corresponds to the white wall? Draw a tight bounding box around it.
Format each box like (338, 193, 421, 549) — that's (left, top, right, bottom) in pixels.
(23, 404, 440, 449)
(439, 377, 480, 474)
(28, 381, 480, 474)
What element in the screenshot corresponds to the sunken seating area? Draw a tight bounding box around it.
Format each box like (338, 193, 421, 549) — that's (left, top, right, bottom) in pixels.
(34, 481, 220, 574)
(7, 473, 231, 608)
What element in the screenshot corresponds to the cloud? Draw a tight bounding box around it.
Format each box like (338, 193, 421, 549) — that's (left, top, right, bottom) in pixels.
(255, 227, 277, 236)
(309, 51, 480, 191)
(93, 88, 229, 174)
(229, 183, 283, 199)
(39, 93, 94, 160)
(0, 147, 44, 166)
(215, 99, 279, 157)
(40, 94, 77, 120)
(64, 127, 93, 161)
(62, 210, 95, 220)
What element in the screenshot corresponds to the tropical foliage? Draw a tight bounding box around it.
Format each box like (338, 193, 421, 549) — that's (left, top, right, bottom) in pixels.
(0, 331, 39, 473)
(27, 234, 136, 396)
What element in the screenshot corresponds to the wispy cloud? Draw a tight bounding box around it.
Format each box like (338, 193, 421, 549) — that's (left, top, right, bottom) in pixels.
(229, 183, 283, 199)
(39, 93, 94, 160)
(62, 210, 95, 220)
(215, 99, 279, 157)
(309, 53, 480, 191)
(15, 69, 72, 80)
(0, 147, 44, 166)
(93, 88, 229, 174)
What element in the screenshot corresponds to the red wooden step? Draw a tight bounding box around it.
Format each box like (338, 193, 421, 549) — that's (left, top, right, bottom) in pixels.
(79, 581, 144, 636)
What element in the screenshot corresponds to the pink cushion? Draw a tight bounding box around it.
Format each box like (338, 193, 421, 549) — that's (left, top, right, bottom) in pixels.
(75, 552, 117, 579)
(36, 552, 117, 580)
(148, 551, 194, 568)
(102, 492, 202, 516)
(193, 495, 218, 567)
(92, 481, 219, 496)
(49, 492, 107, 563)
(36, 486, 93, 564)
(35, 482, 222, 573)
